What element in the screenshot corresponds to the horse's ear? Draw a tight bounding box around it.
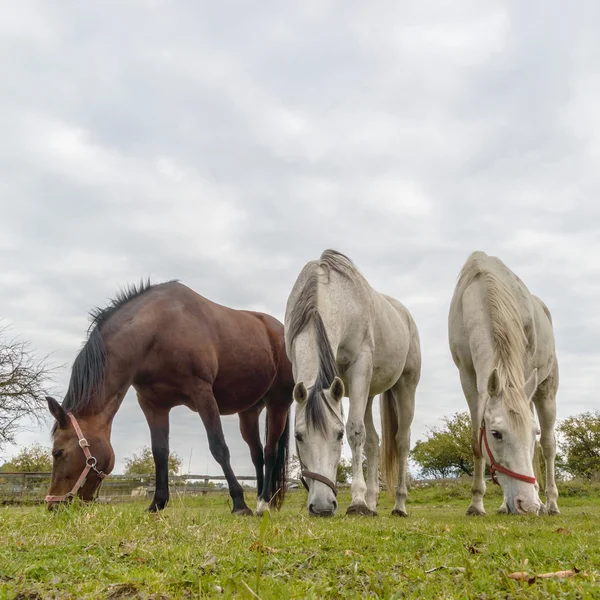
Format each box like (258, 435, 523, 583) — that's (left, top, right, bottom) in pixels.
(330, 377, 344, 403)
(524, 368, 538, 401)
(487, 369, 500, 398)
(293, 382, 308, 404)
(46, 396, 67, 429)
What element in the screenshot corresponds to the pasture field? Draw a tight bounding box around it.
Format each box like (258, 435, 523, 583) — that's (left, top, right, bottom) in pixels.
(1, 481, 600, 599)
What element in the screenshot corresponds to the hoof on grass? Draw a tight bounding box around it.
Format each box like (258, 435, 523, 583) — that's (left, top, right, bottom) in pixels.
(346, 504, 377, 516)
(232, 507, 253, 516)
(391, 509, 408, 518)
(466, 506, 486, 517)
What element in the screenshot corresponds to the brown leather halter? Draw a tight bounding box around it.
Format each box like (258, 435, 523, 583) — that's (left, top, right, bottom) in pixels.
(45, 412, 106, 503)
(479, 420, 536, 486)
(300, 470, 338, 496)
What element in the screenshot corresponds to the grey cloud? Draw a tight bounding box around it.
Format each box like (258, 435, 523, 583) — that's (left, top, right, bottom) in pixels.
(2, 1, 599, 474)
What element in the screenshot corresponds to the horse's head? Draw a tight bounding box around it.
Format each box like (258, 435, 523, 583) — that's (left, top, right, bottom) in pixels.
(293, 376, 344, 517)
(46, 396, 115, 510)
(481, 368, 541, 515)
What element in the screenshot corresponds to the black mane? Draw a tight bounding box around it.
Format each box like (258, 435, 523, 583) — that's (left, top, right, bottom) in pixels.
(56, 279, 170, 425)
(305, 311, 339, 434)
(87, 278, 155, 332)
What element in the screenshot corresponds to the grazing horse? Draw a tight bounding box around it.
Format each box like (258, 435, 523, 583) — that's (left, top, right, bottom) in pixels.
(449, 251, 559, 516)
(284, 250, 421, 517)
(45, 280, 293, 516)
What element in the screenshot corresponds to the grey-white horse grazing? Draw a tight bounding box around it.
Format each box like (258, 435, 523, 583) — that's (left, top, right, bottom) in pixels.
(449, 251, 559, 516)
(285, 250, 421, 517)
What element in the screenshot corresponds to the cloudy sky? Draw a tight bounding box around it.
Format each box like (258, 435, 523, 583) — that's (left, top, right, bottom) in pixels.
(2, 1, 599, 476)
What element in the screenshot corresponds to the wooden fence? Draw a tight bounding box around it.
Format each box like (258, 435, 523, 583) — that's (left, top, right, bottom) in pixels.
(0, 472, 288, 505)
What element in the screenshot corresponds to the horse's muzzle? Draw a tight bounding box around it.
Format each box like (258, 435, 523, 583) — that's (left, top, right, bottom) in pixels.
(308, 500, 337, 517)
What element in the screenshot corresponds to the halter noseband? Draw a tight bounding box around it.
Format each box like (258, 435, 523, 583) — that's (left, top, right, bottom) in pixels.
(45, 412, 106, 504)
(479, 419, 536, 486)
(300, 470, 338, 496)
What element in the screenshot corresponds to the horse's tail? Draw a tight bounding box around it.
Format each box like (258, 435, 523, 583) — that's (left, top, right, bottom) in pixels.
(380, 389, 399, 495)
(267, 409, 290, 510)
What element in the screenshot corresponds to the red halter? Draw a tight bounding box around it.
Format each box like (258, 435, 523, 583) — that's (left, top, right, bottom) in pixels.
(45, 413, 106, 504)
(479, 420, 536, 486)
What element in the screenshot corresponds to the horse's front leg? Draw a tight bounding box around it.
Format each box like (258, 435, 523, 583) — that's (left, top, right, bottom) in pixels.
(460, 370, 487, 516)
(345, 355, 375, 516)
(138, 394, 171, 512)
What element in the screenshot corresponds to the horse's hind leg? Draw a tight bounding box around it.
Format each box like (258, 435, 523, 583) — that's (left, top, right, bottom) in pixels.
(533, 362, 560, 515)
(193, 382, 252, 515)
(256, 397, 289, 516)
(238, 404, 265, 500)
(364, 396, 379, 512)
(390, 372, 417, 517)
(137, 393, 171, 512)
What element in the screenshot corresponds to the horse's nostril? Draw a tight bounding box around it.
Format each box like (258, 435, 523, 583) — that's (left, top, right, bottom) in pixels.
(308, 503, 315, 514)
(332, 500, 338, 512)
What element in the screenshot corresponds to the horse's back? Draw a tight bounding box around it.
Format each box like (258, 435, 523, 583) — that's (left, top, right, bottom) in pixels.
(132, 282, 289, 411)
(378, 293, 421, 377)
(449, 252, 556, 377)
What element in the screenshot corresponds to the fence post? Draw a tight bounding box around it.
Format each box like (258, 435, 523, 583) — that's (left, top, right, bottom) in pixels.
(20, 473, 26, 505)
(203, 478, 209, 496)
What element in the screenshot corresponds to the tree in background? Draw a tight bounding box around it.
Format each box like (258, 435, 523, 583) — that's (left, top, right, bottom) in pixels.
(557, 411, 600, 479)
(411, 412, 473, 479)
(0, 442, 52, 472)
(337, 457, 353, 483)
(0, 326, 54, 449)
(123, 446, 182, 476)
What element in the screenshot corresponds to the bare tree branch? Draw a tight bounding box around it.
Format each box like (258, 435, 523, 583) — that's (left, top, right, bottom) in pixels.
(0, 325, 56, 449)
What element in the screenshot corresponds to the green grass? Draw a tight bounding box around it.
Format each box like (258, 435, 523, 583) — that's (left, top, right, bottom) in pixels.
(1, 482, 599, 599)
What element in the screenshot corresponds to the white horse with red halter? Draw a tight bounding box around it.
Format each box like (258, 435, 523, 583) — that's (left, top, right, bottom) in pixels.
(449, 251, 560, 516)
(285, 250, 421, 517)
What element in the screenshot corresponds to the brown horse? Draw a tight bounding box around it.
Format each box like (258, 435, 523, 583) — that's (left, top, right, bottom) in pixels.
(45, 280, 293, 515)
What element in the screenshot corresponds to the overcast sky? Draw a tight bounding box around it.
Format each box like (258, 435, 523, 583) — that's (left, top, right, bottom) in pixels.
(2, 1, 599, 476)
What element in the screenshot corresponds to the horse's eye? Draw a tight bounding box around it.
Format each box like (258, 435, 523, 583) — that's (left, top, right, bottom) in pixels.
(491, 431, 502, 441)
(295, 433, 304, 443)
(337, 431, 344, 441)
(53, 449, 64, 459)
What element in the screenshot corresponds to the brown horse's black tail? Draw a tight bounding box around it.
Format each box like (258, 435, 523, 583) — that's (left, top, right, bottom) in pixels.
(268, 410, 290, 510)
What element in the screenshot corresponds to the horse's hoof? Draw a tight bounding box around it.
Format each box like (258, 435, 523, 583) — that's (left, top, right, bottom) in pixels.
(466, 506, 486, 516)
(232, 507, 253, 516)
(255, 499, 270, 517)
(346, 504, 377, 516)
(391, 509, 408, 518)
(496, 506, 509, 515)
(547, 506, 560, 516)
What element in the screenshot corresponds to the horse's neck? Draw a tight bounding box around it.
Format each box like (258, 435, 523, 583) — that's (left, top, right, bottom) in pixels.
(459, 282, 497, 397)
